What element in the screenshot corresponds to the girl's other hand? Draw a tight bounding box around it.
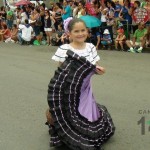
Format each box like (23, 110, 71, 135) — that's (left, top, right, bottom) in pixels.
(96, 66, 105, 75)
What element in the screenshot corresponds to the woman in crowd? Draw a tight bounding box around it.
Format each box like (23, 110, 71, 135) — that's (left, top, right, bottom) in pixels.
(30, 8, 42, 43)
(44, 10, 55, 46)
(20, 7, 28, 24)
(0, 24, 11, 42)
(54, 2, 63, 31)
(77, 2, 86, 18)
(0, 6, 6, 21)
(106, 0, 116, 43)
(10, 24, 18, 42)
(119, 0, 132, 39)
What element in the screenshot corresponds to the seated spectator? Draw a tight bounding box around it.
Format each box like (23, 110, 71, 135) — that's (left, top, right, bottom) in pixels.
(61, 32, 70, 44)
(51, 24, 64, 46)
(101, 29, 112, 49)
(18, 19, 33, 45)
(0, 24, 11, 42)
(10, 24, 18, 42)
(126, 22, 147, 53)
(115, 28, 126, 50)
(88, 27, 101, 50)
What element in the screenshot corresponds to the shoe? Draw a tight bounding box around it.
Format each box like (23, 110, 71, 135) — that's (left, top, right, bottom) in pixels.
(128, 48, 135, 53)
(136, 47, 143, 53)
(10, 39, 15, 43)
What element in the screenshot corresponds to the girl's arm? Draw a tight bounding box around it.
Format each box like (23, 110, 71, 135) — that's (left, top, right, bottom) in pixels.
(95, 63, 105, 75)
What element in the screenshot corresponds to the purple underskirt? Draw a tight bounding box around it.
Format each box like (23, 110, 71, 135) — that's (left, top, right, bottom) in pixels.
(78, 71, 100, 122)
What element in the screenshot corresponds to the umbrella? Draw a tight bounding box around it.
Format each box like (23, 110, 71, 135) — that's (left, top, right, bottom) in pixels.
(15, 0, 31, 6)
(80, 15, 101, 28)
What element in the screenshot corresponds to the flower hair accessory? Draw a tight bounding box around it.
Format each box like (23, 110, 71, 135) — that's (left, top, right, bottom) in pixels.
(63, 17, 73, 33)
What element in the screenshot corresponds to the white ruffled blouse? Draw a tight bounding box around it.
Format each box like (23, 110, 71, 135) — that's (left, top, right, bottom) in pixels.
(52, 43, 100, 65)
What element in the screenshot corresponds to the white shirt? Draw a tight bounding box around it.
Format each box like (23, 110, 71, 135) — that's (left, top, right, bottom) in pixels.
(52, 43, 100, 65)
(19, 24, 33, 41)
(20, 12, 28, 24)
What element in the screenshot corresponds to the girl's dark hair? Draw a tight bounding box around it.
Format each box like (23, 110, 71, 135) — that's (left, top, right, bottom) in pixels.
(68, 18, 86, 32)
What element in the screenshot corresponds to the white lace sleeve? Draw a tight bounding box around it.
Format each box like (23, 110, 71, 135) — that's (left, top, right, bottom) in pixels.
(52, 44, 69, 62)
(90, 43, 100, 64)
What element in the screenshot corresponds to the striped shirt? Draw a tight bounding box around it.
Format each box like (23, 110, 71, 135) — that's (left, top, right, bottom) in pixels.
(52, 43, 100, 65)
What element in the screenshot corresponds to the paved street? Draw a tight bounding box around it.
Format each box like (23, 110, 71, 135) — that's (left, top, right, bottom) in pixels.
(0, 43, 150, 150)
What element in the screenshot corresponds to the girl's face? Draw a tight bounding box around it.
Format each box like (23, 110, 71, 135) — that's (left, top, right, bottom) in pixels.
(69, 22, 88, 44)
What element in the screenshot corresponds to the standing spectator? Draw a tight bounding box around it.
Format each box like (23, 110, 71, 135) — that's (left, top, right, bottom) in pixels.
(30, 8, 42, 43)
(54, 3, 63, 30)
(77, 2, 86, 18)
(89, 0, 99, 17)
(39, 4, 46, 39)
(131, 1, 141, 33)
(6, 7, 14, 29)
(62, 0, 71, 21)
(99, 2, 108, 36)
(44, 10, 55, 45)
(20, 7, 28, 24)
(114, 0, 122, 18)
(114, 0, 122, 28)
(72, 2, 78, 18)
(119, 0, 132, 38)
(0, 6, 7, 21)
(16, 7, 21, 27)
(106, 0, 116, 43)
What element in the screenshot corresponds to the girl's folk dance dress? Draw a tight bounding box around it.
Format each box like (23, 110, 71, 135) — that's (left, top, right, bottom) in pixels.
(46, 43, 115, 150)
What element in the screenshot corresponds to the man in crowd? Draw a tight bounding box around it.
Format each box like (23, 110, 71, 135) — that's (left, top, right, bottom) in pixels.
(126, 22, 147, 53)
(18, 19, 33, 44)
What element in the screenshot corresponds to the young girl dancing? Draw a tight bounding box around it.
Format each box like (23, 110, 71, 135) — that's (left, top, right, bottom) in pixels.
(46, 18, 115, 150)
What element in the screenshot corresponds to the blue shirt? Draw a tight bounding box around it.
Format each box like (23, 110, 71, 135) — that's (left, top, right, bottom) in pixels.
(121, 6, 132, 23)
(62, 5, 71, 21)
(103, 34, 112, 42)
(114, 4, 122, 17)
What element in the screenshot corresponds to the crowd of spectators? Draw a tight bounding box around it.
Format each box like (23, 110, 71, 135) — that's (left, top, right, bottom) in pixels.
(0, 0, 150, 53)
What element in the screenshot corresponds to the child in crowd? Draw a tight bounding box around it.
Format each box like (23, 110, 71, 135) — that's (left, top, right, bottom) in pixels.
(51, 24, 64, 46)
(5, 24, 18, 43)
(46, 18, 115, 150)
(115, 28, 126, 50)
(101, 29, 112, 49)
